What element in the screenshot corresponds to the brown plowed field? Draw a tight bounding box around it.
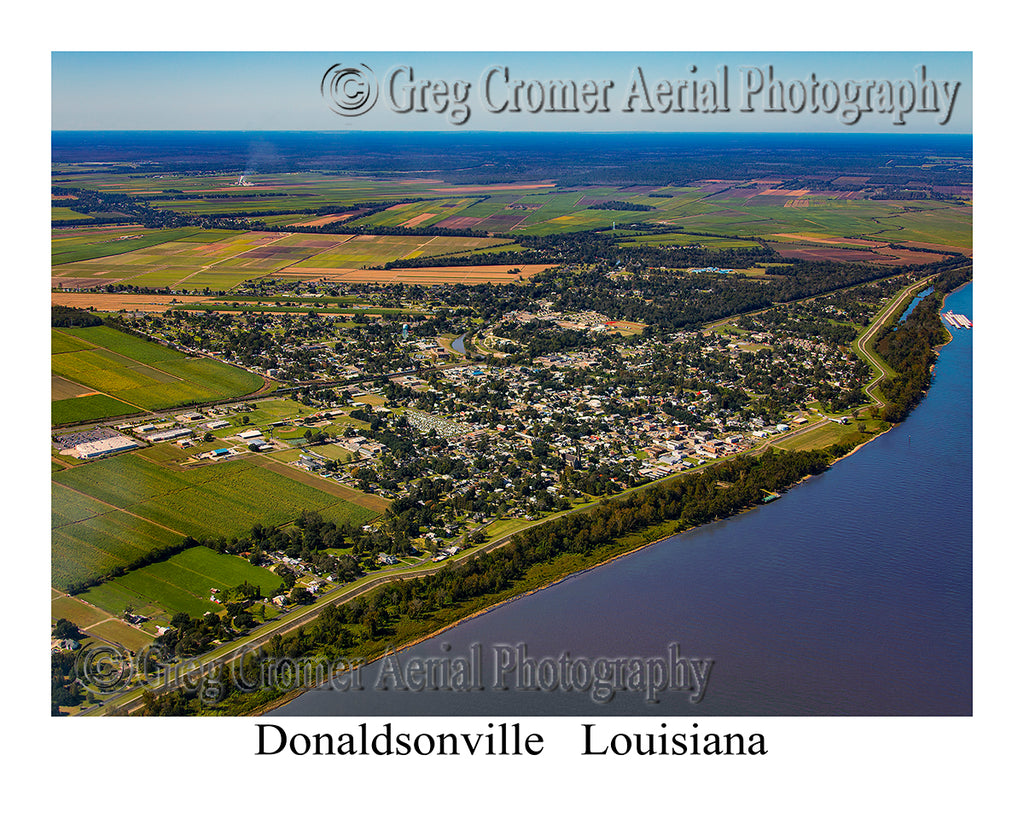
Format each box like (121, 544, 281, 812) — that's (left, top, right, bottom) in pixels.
(768, 243, 950, 265)
(51, 292, 214, 312)
(287, 213, 359, 227)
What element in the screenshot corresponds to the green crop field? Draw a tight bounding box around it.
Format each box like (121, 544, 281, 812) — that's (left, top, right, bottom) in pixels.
(51, 325, 265, 422)
(617, 232, 762, 249)
(51, 394, 141, 426)
(289, 233, 503, 269)
(80, 546, 284, 621)
(348, 198, 482, 229)
(51, 206, 91, 221)
(51, 452, 379, 590)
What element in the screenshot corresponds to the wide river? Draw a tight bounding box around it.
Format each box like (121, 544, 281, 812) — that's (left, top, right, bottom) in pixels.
(275, 283, 972, 716)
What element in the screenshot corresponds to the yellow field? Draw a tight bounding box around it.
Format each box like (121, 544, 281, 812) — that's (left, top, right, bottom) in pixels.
(51, 292, 214, 312)
(275, 263, 553, 284)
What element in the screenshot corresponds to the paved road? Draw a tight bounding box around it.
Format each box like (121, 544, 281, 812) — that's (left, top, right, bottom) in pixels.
(855, 274, 938, 406)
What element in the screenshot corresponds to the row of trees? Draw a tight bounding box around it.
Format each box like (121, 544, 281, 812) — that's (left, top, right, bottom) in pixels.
(51, 305, 102, 328)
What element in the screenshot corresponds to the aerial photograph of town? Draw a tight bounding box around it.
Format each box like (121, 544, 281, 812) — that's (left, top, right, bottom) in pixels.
(46, 49, 976, 739)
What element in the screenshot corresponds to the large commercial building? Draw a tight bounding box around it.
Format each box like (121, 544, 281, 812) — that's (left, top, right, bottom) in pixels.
(74, 435, 139, 459)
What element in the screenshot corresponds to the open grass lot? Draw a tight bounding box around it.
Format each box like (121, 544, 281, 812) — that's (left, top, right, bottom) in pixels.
(51, 452, 380, 591)
(773, 419, 882, 452)
(52, 594, 111, 629)
(51, 325, 265, 421)
(83, 619, 154, 651)
(80, 546, 283, 622)
(226, 397, 320, 428)
(51, 594, 155, 651)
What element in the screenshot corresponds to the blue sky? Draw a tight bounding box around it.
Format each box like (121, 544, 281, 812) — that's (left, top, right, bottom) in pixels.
(52, 51, 971, 133)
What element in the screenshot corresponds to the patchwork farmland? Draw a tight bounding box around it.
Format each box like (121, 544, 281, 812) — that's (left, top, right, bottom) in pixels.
(52, 227, 509, 290)
(51, 324, 267, 425)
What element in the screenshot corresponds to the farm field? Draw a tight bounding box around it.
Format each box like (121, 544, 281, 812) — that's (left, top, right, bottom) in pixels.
(51, 170, 558, 205)
(79, 546, 284, 623)
(52, 175, 973, 295)
(51, 452, 381, 591)
(278, 263, 553, 285)
(616, 232, 763, 249)
(51, 206, 91, 221)
(285, 233, 504, 269)
(51, 291, 215, 313)
(53, 227, 508, 290)
(51, 324, 266, 422)
(52, 227, 214, 266)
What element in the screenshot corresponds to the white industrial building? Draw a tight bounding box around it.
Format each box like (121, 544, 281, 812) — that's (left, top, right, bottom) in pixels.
(145, 427, 191, 443)
(74, 435, 139, 459)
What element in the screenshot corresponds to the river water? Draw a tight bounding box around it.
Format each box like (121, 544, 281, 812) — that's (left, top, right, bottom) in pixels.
(275, 284, 972, 716)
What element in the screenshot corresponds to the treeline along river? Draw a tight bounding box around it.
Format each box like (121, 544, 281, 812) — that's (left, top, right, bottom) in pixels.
(275, 283, 972, 716)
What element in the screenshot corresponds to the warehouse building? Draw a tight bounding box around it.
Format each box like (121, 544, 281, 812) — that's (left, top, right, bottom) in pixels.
(74, 435, 139, 459)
